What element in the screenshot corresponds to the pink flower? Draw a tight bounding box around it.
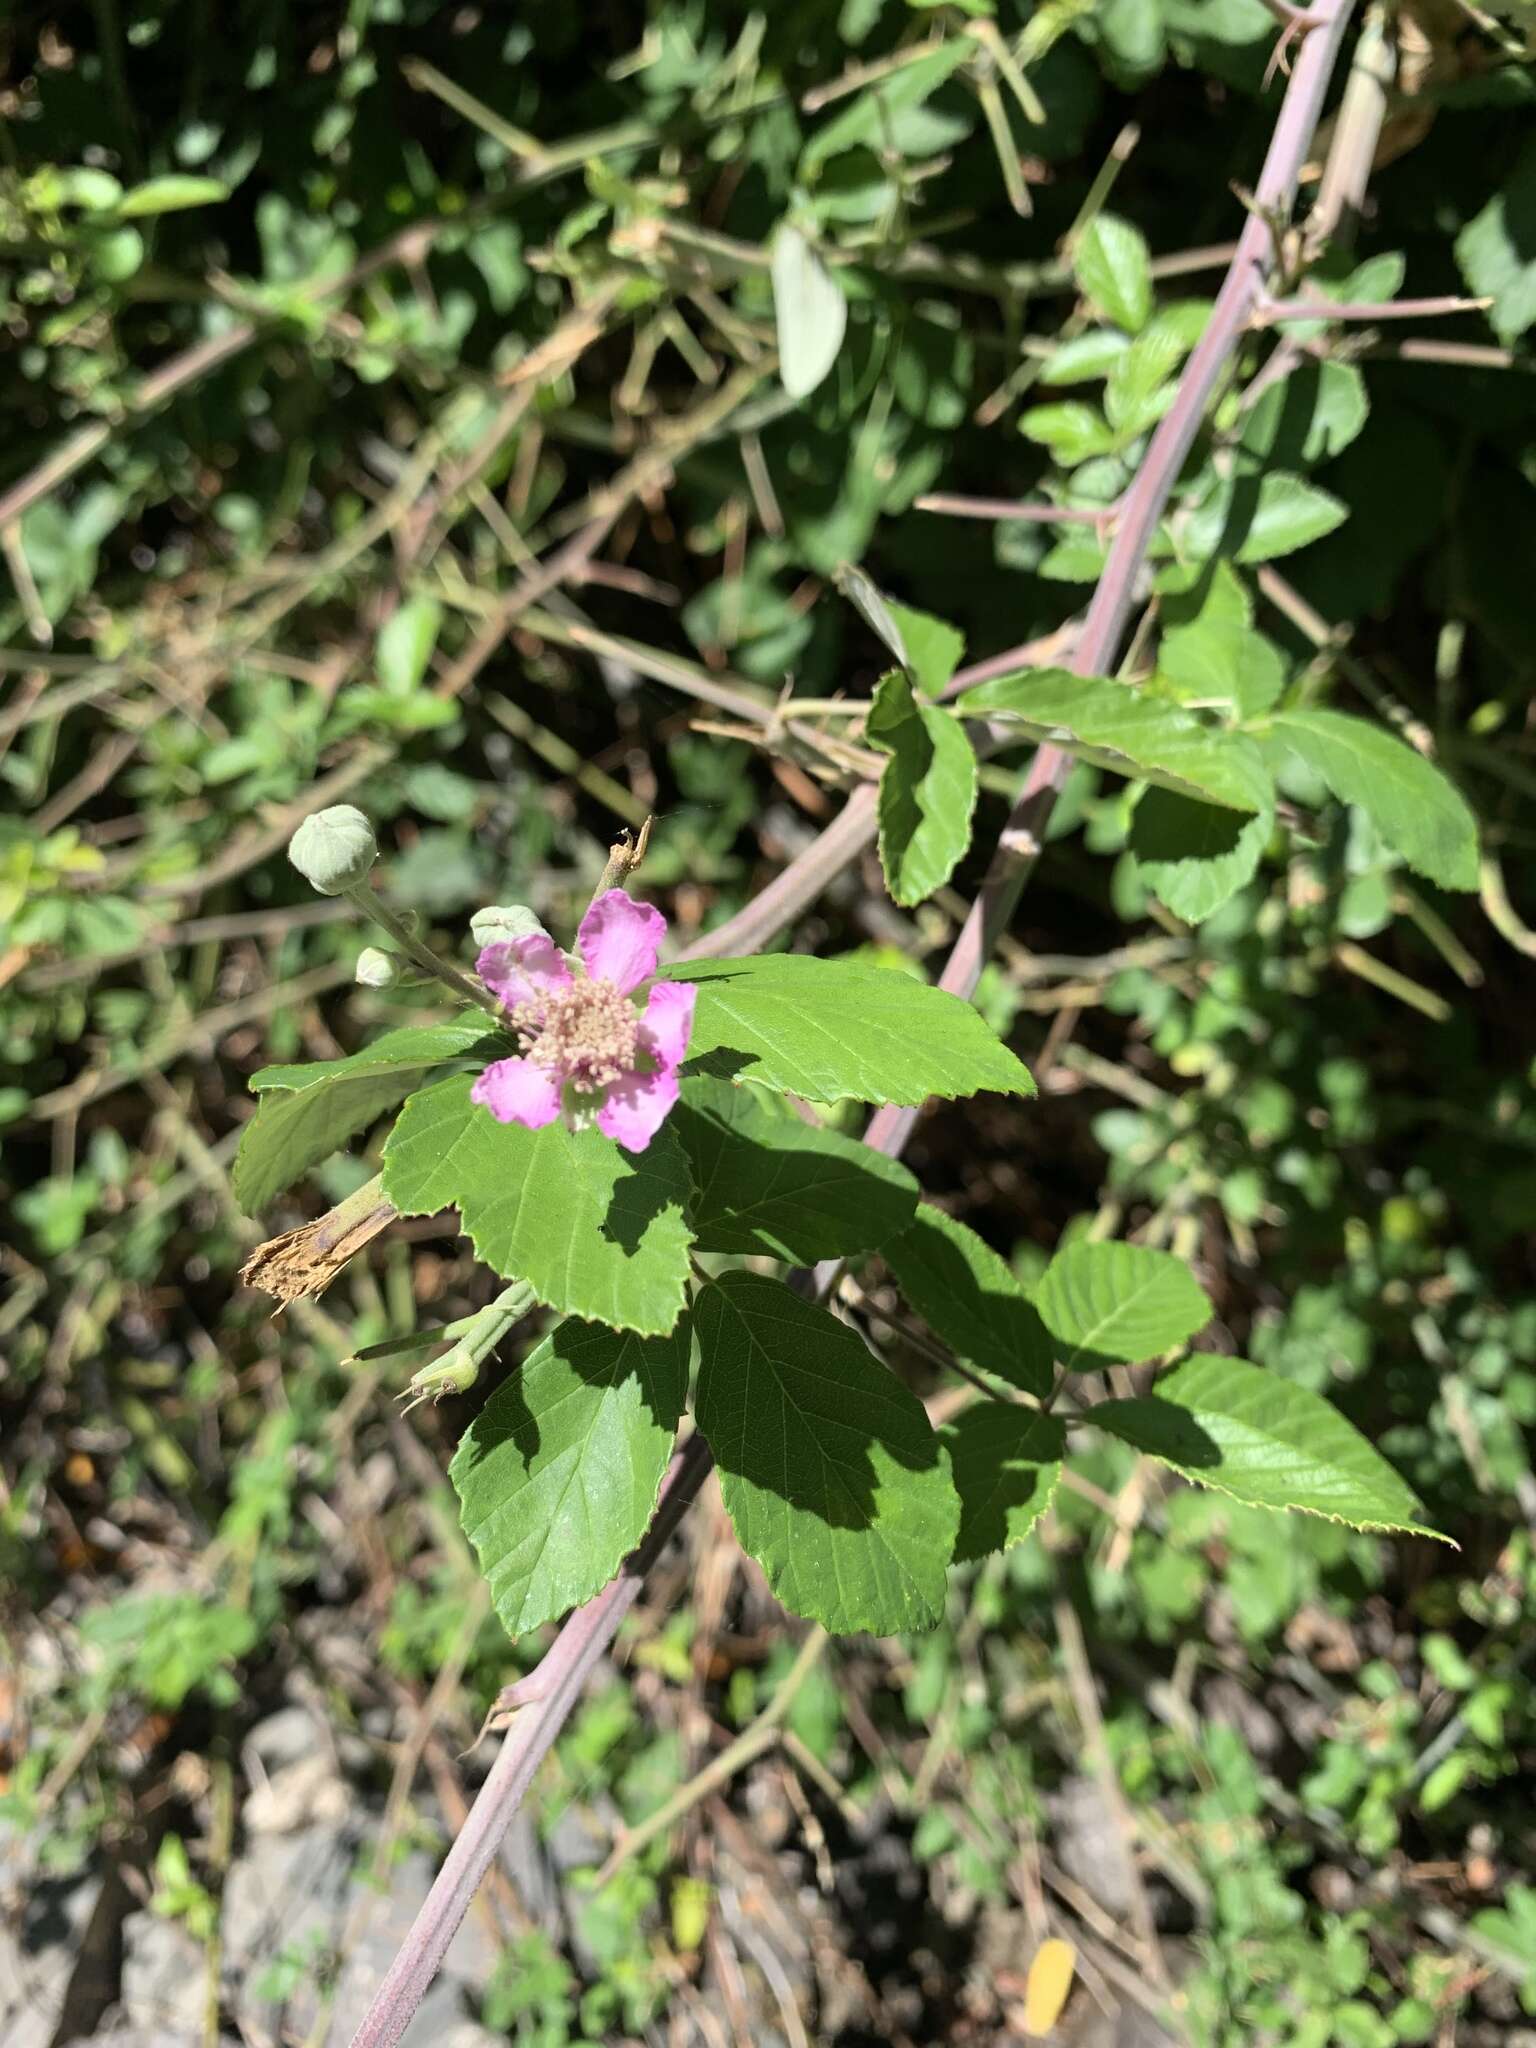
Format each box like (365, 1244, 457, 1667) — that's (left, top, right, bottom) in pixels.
(470, 889, 697, 1154)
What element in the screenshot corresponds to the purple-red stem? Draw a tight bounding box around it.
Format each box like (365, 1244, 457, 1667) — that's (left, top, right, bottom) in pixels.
(349, 9, 1357, 2041)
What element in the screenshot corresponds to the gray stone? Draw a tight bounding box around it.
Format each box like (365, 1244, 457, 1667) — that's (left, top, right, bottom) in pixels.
(0, 1865, 102, 2048)
(1049, 1775, 1137, 1918)
(118, 1908, 206, 2035)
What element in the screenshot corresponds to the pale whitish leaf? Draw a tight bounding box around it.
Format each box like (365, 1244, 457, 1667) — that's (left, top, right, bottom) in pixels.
(888, 600, 965, 693)
(1185, 470, 1348, 564)
(771, 223, 848, 401)
(1240, 360, 1368, 468)
(1455, 137, 1536, 343)
(376, 595, 444, 694)
(1074, 212, 1153, 333)
(673, 1074, 917, 1262)
(868, 667, 978, 906)
(959, 667, 1272, 812)
(883, 1204, 1053, 1396)
(381, 1074, 694, 1334)
(452, 1315, 689, 1636)
(1092, 1354, 1448, 1539)
(835, 562, 910, 668)
(1267, 708, 1478, 891)
(1130, 786, 1271, 923)
(945, 1407, 1064, 1562)
(1035, 1239, 1211, 1370)
(236, 1017, 508, 1214)
(695, 1272, 960, 1634)
(664, 954, 1034, 1106)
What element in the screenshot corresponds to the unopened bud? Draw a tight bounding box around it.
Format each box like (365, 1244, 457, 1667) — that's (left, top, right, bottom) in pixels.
(470, 903, 548, 949)
(288, 804, 378, 896)
(355, 946, 397, 988)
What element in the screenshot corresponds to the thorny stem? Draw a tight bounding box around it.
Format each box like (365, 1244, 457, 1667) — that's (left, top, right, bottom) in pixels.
(348, 11, 1360, 2044)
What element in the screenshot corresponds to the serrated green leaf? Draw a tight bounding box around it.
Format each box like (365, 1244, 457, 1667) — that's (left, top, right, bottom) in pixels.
(1240, 359, 1368, 468)
(695, 1272, 960, 1633)
(959, 667, 1271, 812)
(1019, 400, 1117, 465)
(1455, 136, 1536, 343)
(664, 955, 1034, 1106)
(382, 1074, 694, 1334)
(868, 667, 978, 906)
(1130, 786, 1271, 923)
(945, 1407, 1065, 1562)
(673, 1074, 918, 1261)
(1074, 211, 1153, 332)
(771, 223, 848, 401)
(1267, 708, 1478, 890)
(236, 1016, 508, 1214)
(250, 1017, 505, 1093)
(1092, 1355, 1448, 1539)
(1035, 1239, 1211, 1370)
(234, 1069, 421, 1215)
(883, 1204, 1053, 1396)
(452, 1314, 689, 1636)
(1104, 327, 1183, 436)
(888, 600, 965, 693)
(1185, 470, 1348, 564)
(1157, 561, 1285, 717)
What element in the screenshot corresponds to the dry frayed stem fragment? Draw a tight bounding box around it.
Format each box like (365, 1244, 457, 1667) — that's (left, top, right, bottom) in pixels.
(240, 1175, 397, 1305)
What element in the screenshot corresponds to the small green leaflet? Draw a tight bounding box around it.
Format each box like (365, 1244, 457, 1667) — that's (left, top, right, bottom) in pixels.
(945, 1407, 1065, 1562)
(1240, 360, 1368, 469)
(1157, 560, 1286, 718)
(1130, 785, 1271, 924)
(452, 1315, 690, 1637)
(1034, 1239, 1210, 1371)
(695, 1272, 960, 1634)
(673, 1074, 918, 1262)
(771, 223, 847, 402)
(1092, 1354, 1448, 1540)
(236, 1016, 507, 1214)
(1455, 135, 1536, 344)
(960, 667, 1272, 813)
(381, 1074, 695, 1335)
(1073, 212, 1153, 333)
(883, 1203, 1053, 1397)
(868, 668, 978, 906)
(1183, 471, 1347, 565)
(1266, 707, 1478, 891)
(664, 954, 1034, 1106)
(888, 601, 965, 694)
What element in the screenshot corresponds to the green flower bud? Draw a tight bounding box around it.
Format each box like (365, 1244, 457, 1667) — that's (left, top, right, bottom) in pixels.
(288, 804, 378, 896)
(355, 946, 397, 988)
(470, 903, 548, 949)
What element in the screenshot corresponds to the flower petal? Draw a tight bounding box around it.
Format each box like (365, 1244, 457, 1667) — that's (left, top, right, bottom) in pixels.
(577, 889, 665, 994)
(637, 980, 697, 1075)
(477, 933, 571, 1011)
(471, 1056, 562, 1130)
(597, 1066, 680, 1153)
